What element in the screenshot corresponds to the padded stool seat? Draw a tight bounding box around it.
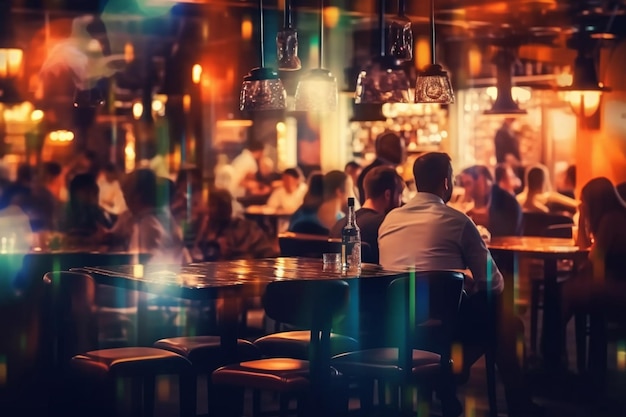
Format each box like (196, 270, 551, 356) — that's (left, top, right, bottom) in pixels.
(254, 330, 359, 359)
(332, 348, 440, 381)
(71, 347, 192, 378)
(213, 358, 340, 392)
(154, 336, 261, 368)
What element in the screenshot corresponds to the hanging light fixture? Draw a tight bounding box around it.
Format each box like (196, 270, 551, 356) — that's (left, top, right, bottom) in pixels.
(276, 0, 301, 71)
(240, 0, 287, 112)
(387, 0, 413, 62)
(0, 2, 24, 105)
(483, 47, 526, 115)
(294, 0, 338, 112)
(559, 50, 610, 118)
(354, 0, 411, 104)
(414, 0, 454, 104)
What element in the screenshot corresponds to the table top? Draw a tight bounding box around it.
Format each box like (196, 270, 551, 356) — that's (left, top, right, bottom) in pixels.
(488, 236, 589, 255)
(244, 205, 293, 217)
(79, 257, 408, 300)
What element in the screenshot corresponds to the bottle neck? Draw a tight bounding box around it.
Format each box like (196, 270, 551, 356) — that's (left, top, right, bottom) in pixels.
(346, 205, 356, 226)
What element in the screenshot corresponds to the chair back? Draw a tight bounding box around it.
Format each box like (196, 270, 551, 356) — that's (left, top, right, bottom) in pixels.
(522, 211, 573, 238)
(386, 271, 465, 375)
(278, 232, 342, 258)
(43, 271, 99, 371)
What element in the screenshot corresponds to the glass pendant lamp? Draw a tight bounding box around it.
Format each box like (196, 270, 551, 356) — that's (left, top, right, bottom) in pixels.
(354, 0, 410, 104)
(276, 0, 301, 71)
(414, 0, 454, 104)
(484, 48, 526, 115)
(559, 50, 610, 118)
(240, 0, 286, 111)
(294, 0, 338, 113)
(387, 0, 412, 62)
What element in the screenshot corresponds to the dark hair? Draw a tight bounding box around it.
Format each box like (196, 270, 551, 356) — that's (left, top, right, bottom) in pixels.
(69, 173, 99, 205)
(302, 172, 324, 209)
(283, 167, 302, 180)
(581, 177, 626, 235)
(16, 163, 33, 183)
(461, 165, 493, 182)
(123, 169, 157, 207)
(375, 132, 404, 165)
(208, 188, 233, 222)
(247, 140, 265, 152)
(344, 161, 361, 172)
(323, 170, 347, 200)
(42, 161, 62, 179)
(494, 164, 510, 184)
(175, 167, 201, 188)
(363, 166, 403, 200)
(565, 165, 576, 186)
(103, 162, 117, 174)
(527, 167, 546, 193)
(413, 152, 452, 194)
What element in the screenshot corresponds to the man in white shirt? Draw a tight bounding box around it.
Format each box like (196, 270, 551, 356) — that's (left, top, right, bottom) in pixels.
(379, 152, 541, 417)
(230, 140, 265, 198)
(266, 168, 307, 214)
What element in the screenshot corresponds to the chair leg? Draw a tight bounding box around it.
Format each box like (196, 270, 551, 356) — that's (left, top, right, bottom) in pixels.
(574, 312, 588, 374)
(143, 376, 156, 417)
(485, 348, 498, 417)
(530, 282, 541, 355)
(179, 372, 197, 417)
(279, 394, 290, 417)
(358, 379, 374, 411)
(416, 385, 433, 417)
(252, 390, 262, 417)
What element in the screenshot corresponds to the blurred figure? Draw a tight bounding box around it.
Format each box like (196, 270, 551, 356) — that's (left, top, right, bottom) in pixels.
(494, 163, 521, 196)
(59, 173, 111, 247)
(255, 156, 281, 192)
(516, 164, 578, 214)
(110, 169, 188, 264)
(557, 164, 576, 199)
(461, 165, 522, 237)
(0, 164, 33, 210)
(289, 170, 347, 235)
(170, 167, 205, 246)
(97, 162, 127, 216)
(266, 167, 307, 213)
(330, 166, 404, 264)
(0, 189, 34, 253)
(31, 162, 64, 231)
(494, 117, 521, 167)
(231, 140, 265, 198)
(0, 162, 10, 201)
(357, 131, 406, 205)
(344, 161, 362, 202)
(194, 189, 277, 261)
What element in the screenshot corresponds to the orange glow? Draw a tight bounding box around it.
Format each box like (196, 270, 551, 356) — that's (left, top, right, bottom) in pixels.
(451, 343, 463, 374)
(0, 356, 6, 386)
(415, 37, 430, 71)
(241, 358, 305, 371)
(617, 342, 625, 371)
(324, 6, 341, 28)
(241, 18, 253, 40)
(0, 48, 23, 77)
(564, 90, 602, 117)
(157, 376, 171, 401)
(124, 42, 134, 63)
(183, 94, 191, 112)
(192, 64, 202, 84)
(468, 44, 482, 77)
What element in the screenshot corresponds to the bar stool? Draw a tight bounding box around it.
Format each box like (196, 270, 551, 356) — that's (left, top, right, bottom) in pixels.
(44, 271, 196, 417)
(212, 279, 351, 417)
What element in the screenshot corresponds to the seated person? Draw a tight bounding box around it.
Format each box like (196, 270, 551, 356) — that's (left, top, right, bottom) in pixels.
(289, 171, 347, 235)
(266, 167, 307, 213)
(517, 164, 578, 214)
(194, 189, 278, 261)
(330, 166, 404, 264)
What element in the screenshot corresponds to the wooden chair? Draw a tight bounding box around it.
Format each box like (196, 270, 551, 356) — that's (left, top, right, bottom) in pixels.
(212, 279, 350, 417)
(44, 271, 195, 417)
(331, 271, 466, 417)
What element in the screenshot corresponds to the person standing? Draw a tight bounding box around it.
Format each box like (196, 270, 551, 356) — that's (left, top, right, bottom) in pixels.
(494, 117, 521, 166)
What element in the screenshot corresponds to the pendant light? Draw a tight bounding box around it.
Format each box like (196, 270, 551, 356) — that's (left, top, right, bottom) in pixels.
(294, 0, 338, 113)
(276, 0, 301, 71)
(560, 50, 610, 118)
(483, 47, 526, 115)
(354, 0, 411, 104)
(240, 0, 286, 112)
(387, 0, 412, 62)
(414, 0, 454, 104)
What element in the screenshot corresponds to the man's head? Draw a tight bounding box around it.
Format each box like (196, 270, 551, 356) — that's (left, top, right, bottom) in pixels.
(412, 152, 453, 202)
(460, 165, 493, 202)
(494, 163, 520, 195)
(375, 132, 406, 166)
(122, 169, 158, 213)
(42, 161, 62, 186)
(69, 173, 99, 206)
(323, 170, 348, 202)
(247, 140, 265, 160)
(344, 161, 362, 184)
(208, 188, 233, 225)
(363, 166, 405, 213)
(282, 168, 302, 193)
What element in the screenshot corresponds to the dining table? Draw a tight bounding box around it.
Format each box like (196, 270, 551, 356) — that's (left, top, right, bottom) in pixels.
(488, 236, 589, 372)
(243, 205, 294, 236)
(77, 257, 409, 363)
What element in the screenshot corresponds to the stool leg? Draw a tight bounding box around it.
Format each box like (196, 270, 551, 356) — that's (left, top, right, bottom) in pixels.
(252, 390, 262, 417)
(179, 372, 197, 417)
(530, 282, 541, 354)
(143, 376, 156, 417)
(130, 377, 143, 417)
(279, 394, 290, 417)
(575, 313, 588, 373)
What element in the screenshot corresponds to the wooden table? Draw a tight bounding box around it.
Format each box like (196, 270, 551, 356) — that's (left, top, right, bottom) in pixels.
(488, 236, 589, 372)
(244, 205, 293, 236)
(79, 258, 408, 361)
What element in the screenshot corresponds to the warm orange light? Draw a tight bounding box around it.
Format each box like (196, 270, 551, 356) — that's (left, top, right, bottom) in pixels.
(468, 44, 482, 77)
(124, 42, 135, 63)
(241, 18, 253, 40)
(415, 37, 430, 71)
(564, 90, 602, 117)
(0, 48, 23, 78)
(183, 94, 191, 112)
(132, 102, 143, 120)
(192, 64, 202, 84)
(323, 6, 341, 28)
(49, 130, 74, 142)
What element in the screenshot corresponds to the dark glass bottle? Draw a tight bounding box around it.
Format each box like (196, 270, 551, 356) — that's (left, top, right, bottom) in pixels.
(341, 197, 361, 271)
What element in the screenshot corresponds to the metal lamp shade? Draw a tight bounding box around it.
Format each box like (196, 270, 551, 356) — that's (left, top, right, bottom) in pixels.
(414, 64, 454, 104)
(294, 68, 337, 112)
(355, 57, 411, 104)
(239, 67, 287, 111)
